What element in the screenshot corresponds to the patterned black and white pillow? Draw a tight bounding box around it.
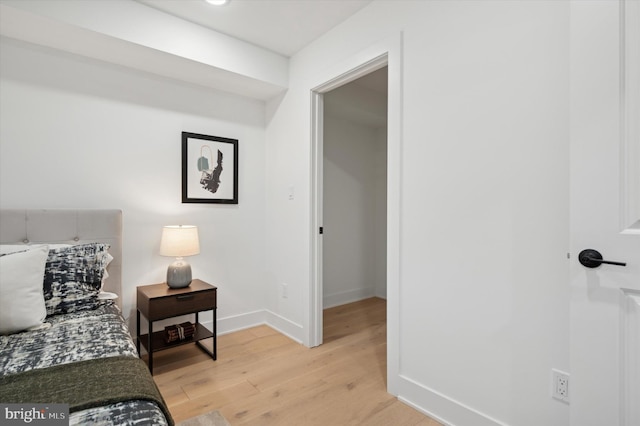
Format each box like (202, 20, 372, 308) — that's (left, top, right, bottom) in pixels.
(43, 243, 111, 316)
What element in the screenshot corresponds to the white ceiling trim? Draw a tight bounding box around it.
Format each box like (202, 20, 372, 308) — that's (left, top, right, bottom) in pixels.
(0, 0, 289, 100)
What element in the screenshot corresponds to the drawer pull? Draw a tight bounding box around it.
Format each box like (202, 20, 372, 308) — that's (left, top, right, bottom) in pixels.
(176, 294, 194, 301)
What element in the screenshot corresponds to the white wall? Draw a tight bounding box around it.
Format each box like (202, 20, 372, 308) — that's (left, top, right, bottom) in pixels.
(264, 1, 569, 426)
(322, 112, 385, 308)
(0, 38, 268, 334)
(0, 1, 575, 424)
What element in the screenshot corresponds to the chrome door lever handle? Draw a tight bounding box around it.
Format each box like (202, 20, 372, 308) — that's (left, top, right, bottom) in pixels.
(578, 249, 627, 268)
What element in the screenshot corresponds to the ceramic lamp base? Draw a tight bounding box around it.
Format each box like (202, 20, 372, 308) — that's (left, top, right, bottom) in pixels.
(166, 258, 192, 288)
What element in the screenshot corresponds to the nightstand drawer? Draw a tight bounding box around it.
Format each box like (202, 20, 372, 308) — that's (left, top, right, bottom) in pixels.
(148, 290, 216, 320)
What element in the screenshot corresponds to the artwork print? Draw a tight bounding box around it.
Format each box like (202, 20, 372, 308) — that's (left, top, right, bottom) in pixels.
(182, 132, 238, 204)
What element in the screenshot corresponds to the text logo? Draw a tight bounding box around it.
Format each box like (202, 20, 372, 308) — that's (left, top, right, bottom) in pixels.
(1, 404, 68, 425)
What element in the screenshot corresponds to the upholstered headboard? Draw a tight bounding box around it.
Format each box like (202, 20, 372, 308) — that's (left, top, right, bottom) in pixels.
(0, 209, 122, 304)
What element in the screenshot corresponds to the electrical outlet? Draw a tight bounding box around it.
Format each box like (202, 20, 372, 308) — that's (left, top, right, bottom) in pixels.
(551, 369, 570, 403)
(281, 283, 288, 299)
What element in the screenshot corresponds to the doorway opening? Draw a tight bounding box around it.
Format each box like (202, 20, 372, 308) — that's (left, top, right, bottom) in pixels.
(321, 66, 388, 330)
(310, 58, 389, 347)
(309, 35, 401, 393)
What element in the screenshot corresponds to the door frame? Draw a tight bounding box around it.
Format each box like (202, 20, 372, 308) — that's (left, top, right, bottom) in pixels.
(309, 33, 403, 394)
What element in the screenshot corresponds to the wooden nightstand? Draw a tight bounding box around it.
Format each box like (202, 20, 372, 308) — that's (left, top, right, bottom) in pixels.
(136, 279, 217, 374)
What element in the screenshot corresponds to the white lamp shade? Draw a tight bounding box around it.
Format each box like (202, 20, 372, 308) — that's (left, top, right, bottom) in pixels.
(159, 225, 200, 257)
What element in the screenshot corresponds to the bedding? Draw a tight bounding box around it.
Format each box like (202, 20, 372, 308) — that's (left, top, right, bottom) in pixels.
(0, 209, 173, 426)
(0, 300, 173, 426)
(0, 356, 169, 421)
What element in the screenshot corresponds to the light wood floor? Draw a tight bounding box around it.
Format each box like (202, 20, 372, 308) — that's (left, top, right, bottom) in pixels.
(153, 298, 442, 425)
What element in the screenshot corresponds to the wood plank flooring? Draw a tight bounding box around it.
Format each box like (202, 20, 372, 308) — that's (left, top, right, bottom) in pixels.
(153, 298, 442, 425)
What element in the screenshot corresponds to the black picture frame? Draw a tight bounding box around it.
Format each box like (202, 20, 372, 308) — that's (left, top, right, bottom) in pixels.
(182, 132, 238, 204)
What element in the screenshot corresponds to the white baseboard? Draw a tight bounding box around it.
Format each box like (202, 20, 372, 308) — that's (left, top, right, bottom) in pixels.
(323, 287, 376, 309)
(200, 309, 303, 343)
(264, 309, 304, 343)
(398, 375, 508, 426)
(210, 310, 267, 336)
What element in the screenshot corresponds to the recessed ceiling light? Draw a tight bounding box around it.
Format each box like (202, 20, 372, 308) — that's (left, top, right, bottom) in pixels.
(205, 0, 229, 5)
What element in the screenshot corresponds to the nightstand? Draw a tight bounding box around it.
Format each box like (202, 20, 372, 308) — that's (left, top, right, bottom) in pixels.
(136, 279, 217, 374)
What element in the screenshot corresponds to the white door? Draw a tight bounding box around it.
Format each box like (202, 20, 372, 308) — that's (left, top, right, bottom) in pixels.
(570, 1, 640, 425)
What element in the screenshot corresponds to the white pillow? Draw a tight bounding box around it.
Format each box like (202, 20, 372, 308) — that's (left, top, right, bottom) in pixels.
(0, 245, 49, 335)
(0, 244, 30, 255)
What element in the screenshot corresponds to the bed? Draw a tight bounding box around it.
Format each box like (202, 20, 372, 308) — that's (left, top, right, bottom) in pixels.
(0, 209, 174, 426)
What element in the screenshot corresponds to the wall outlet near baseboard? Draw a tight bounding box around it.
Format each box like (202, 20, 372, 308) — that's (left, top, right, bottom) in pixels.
(281, 283, 288, 299)
(551, 369, 570, 403)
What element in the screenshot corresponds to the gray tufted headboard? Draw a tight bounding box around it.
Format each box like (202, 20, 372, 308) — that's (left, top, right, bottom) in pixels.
(0, 209, 122, 305)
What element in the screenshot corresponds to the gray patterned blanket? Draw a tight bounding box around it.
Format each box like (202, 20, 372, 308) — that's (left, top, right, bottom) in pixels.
(0, 302, 170, 426)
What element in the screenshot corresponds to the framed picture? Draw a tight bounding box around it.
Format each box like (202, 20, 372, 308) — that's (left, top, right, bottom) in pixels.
(182, 132, 238, 204)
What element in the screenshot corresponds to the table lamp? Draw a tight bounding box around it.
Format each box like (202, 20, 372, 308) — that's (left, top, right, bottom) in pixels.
(160, 225, 200, 288)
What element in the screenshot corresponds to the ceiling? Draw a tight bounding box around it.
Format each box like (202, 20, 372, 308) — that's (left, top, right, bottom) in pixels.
(136, 0, 373, 57)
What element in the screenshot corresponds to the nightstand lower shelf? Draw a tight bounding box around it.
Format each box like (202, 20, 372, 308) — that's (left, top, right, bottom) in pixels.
(139, 323, 213, 353)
